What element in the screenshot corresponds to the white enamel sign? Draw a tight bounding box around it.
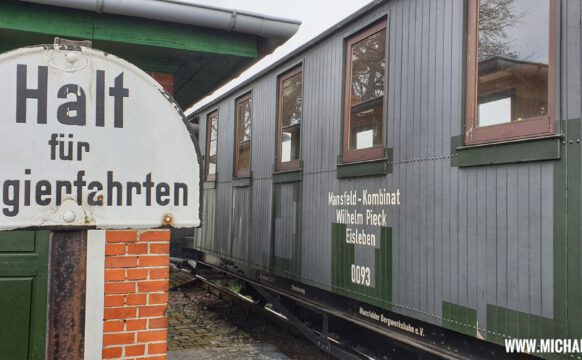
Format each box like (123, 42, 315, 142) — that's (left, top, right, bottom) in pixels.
(0, 45, 200, 230)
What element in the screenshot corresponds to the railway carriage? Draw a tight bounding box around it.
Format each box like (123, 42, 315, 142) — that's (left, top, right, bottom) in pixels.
(184, 0, 582, 358)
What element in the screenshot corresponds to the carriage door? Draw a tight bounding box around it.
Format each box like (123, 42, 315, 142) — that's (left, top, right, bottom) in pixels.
(0, 231, 48, 359)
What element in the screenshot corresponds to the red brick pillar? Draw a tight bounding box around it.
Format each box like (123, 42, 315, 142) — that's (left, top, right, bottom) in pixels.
(102, 230, 170, 359)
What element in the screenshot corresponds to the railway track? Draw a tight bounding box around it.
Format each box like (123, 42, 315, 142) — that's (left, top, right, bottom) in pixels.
(169, 259, 445, 360)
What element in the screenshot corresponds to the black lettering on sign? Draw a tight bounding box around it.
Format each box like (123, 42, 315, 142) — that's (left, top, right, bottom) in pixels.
(57, 84, 86, 126)
(59, 134, 73, 161)
(156, 183, 170, 206)
(73, 171, 86, 205)
(126, 182, 142, 206)
(107, 171, 122, 206)
(3, 180, 19, 216)
(14, 65, 129, 128)
(109, 73, 129, 128)
(55, 180, 72, 206)
(174, 183, 188, 206)
(143, 173, 154, 206)
(96, 70, 105, 127)
(16, 65, 48, 124)
(87, 181, 103, 206)
(0, 171, 190, 217)
(35, 180, 52, 206)
(24, 169, 31, 206)
(49, 133, 91, 161)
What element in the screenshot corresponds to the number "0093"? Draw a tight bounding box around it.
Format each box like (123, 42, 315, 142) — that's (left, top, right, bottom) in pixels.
(351, 264, 371, 287)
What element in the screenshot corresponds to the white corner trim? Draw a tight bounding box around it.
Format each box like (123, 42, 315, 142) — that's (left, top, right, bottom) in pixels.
(84, 230, 106, 360)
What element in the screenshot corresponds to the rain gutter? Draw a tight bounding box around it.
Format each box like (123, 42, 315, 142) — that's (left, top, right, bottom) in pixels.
(19, 0, 301, 39)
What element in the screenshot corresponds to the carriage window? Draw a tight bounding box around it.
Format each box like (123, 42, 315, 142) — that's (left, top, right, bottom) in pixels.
(465, 0, 555, 145)
(343, 20, 387, 163)
(205, 111, 218, 181)
(235, 93, 252, 177)
(276, 65, 303, 172)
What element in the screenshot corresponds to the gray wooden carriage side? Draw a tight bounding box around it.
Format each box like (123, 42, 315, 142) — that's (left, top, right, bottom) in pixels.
(192, 0, 582, 350)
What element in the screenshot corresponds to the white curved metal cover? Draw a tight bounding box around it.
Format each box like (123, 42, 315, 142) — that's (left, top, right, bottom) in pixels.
(0, 45, 201, 230)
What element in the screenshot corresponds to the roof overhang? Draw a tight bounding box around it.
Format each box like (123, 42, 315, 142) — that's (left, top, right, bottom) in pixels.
(0, 0, 300, 109)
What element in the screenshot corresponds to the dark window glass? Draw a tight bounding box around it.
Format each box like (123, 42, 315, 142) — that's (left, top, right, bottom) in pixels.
(277, 66, 303, 171)
(465, 0, 555, 144)
(343, 20, 387, 162)
(205, 111, 218, 181)
(235, 94, 252, 177)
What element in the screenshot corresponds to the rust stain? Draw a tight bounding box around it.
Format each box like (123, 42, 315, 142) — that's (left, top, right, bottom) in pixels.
(47, 231, 87, 360)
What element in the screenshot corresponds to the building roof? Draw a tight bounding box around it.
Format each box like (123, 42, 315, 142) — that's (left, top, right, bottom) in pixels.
(1, 0, 300, 108)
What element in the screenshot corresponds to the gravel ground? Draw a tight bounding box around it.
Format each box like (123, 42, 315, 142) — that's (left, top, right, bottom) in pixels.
(167, 279, 333, 360)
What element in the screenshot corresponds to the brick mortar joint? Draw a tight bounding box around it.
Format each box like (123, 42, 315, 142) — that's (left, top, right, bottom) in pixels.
(104, 330, 167, 335)
(103, 291, 168, 293)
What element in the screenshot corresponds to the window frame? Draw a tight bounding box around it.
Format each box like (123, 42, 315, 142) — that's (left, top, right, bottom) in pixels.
(234, 92, 252, 178)
(342, 19, 388, 163)
(276, 64, 303, 172)
(204, 110, 219, 182)
(464, 0, 557, 145)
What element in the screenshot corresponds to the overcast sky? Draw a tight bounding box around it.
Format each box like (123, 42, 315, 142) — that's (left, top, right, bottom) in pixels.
(186, 0, 372, 114)
(508, 0, 550, 63)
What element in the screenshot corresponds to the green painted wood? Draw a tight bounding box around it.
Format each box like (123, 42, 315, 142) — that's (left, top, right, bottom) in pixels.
(549, 118, 582, 346)
(30, 232, 49, 360)
(203, 181, 217, 190)
(0, 278, 33, 358)
(337, 148, 393, 178)
(89, 40, 184, 73)
(529, 314, 542, 341)
(506, 309, 518, 340)
(270, 183, 302, 279)
(486, 304, 561, 359)
(232, 177, 252, 187)
(553, 132, 568, 340)
(0, 231, 35, 252)
(271, 256, 291, 274)
(442, 302, 451, 331)
(496, 305, 507, 343)
(173, 56, 249, 107)
(331, 223, 392, 310)
(93, 16, 257, 57)
(0, 231, 49, 360)
(442, 302, 476, 337)
(450, 135, 461, 167)
(517, 311, 529, 338)
(487, 304, 498, 344)
(451, 136, 561, 167)
(0, 1, 257, 57)
(292, 182, 302, 278)
(379, 227, 391, 306)
(272, 170, 303, 184)
(273, 184, 282, 219)
(487, 304, 501, 344)
(0, 2, 93, 39)
(337, 159, 390, 178)
(565, 119, 582, 339)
